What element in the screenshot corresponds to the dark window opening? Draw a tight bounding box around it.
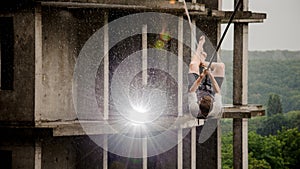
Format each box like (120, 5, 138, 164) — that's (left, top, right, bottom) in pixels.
(0, 17, 14, 90)
(0, 150, 12, 169)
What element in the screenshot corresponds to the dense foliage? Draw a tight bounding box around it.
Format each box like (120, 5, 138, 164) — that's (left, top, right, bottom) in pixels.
(220, 50, 300, 168)
(221, 50, 300, 113)
(222, 128, 300, 169)
(267, 94, 282, 116)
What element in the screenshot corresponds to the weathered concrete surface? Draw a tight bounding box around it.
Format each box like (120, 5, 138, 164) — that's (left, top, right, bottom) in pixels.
(0, 129, 36, 169)
(39, 8, 104, 121)
(42, 137, 77, 169)
(0, 10, 35, 124)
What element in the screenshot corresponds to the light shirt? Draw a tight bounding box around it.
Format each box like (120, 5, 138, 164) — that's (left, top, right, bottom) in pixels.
(207, 93, 222, 118)
(188, 92, 223, 118)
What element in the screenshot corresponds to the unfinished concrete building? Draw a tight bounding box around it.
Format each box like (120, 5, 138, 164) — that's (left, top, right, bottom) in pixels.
(0, 0, 266, 169)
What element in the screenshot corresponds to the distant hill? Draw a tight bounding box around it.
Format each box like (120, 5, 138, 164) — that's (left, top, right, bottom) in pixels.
(221, 50, 300, 61)
(220, 50, 300, 113)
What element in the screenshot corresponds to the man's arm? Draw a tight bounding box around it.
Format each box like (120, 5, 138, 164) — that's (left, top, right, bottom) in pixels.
(189, 72, 206, 93)
(206, 69, 221, 94)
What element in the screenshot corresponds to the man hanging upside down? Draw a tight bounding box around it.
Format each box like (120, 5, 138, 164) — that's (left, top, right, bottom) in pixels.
(188, 35, 225, 119)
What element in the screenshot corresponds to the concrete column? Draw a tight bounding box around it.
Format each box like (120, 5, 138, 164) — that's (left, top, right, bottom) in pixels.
(178, 128, 183, 169)
(233, 118, 248, 169)
(233, 23, 248, 105)
(178, 16, 183, 116)
(34, 140, 42, 169)
(104, 12, 109, 120)
(142, 25, 148, 169)
(191, 127, 196, 169)
(34, 4, 43, 123)
(142, 24, 147, 86)
(103, 135, 108, 169)
(143, 138, 147, 169)
(233, 0, 249, 169)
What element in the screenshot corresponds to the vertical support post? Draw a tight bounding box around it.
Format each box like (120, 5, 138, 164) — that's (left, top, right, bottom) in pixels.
(178, 16, 183, 116)
(142, 24, 148, 169)
(142, 24, 147, 86)
(103, 135, 108, 169)
(233, 118, 248, 169)
(233, 0, 249, 169)
(217, 121, 222, 169)
(143, 138, 147, 169)
(191, 20, 196, 57)
(178, 128, 183, 169)
(216, 2, 222, 168)
(242, 119, 248, 168)
(34, 140, 42, 169)
(34, 3, 42, 123)
(191, 127, 196, 169)
(191, 12, 197, 169)
(103, 12, 109, 169)
(233, 23, 248, 105)
(104, 12, 109, 120)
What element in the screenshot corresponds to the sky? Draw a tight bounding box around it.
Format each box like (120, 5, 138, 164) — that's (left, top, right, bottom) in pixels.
(221, 0, 300, 51)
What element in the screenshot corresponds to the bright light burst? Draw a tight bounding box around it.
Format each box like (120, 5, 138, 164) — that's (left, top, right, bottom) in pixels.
(73, 12, 223, 158)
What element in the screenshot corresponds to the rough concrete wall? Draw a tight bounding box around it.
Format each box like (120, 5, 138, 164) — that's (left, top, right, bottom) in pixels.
(148, 141, 178, 169)
(42, 137, 77, 169)
(73, 136, 104, 169)
(42, 136, 104, 169)
(0, 130, 35, 169)
(0, 144, 35, 169)
(0, 10, 35, 124)
(40, 8, 104, 121)
(41, 8, 77, 121)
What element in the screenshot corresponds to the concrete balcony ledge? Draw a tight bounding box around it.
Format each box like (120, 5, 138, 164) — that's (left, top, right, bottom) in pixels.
(39, 0, 206, 12)
(223, 104, 265, 118)
(36, 116, 205, 136)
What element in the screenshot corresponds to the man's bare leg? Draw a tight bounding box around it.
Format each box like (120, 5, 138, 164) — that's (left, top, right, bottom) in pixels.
(206, 62, 225, 78)
(189, 35, 207, 75)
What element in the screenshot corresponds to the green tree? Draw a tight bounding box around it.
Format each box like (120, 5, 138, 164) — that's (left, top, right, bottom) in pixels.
(267, 94, 282, 116)
(257, 114, 289, 136)
(222, 132, 233, 169)
(248, 152, 271, 169)
(276, 128, 300, 168)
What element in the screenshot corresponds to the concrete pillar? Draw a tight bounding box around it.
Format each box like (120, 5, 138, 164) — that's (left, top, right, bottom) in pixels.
(143, 138, 147, 169)
(34, 140, 42, 169)
(233, 118, 248, 169)
(104, 11, 109, 120)
(233, 0, 249, 169)
(142, 25, 148, 169)
(34, 4, 42, 123)
(178, 128, 183, 169)
(103, 135, 108, 169)
(191, 127, 196, 169)
(178, 15, 184, 169)
(178, 16, 183, 117)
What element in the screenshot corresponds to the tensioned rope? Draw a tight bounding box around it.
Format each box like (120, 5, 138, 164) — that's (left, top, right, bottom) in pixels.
(182, 0, 242, 70)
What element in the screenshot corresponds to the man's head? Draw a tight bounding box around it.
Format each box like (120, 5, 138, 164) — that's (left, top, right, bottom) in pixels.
(199, 95, 213, 117)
